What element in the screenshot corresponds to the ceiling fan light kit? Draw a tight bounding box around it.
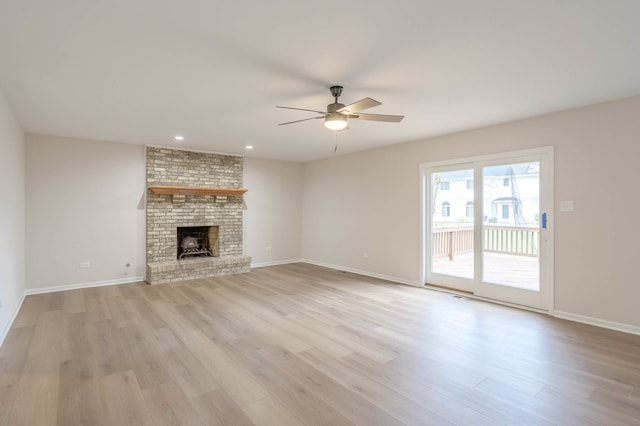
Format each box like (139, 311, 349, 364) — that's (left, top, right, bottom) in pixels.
(325, 112, 348, 130)
(277, 85, 404, 133)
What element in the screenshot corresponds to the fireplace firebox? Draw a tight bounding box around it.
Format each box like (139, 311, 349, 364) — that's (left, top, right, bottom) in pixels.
(177, 226, 219, 259)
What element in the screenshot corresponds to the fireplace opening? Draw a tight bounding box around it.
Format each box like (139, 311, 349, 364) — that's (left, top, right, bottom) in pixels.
(177, 226, 219, 259)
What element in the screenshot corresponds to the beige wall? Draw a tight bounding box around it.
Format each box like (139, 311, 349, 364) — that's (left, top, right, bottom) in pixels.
(24, 136, 304, 290)
(243, 157, 303, 265)
(26, 134, 147, 289)
(0, 90, 25, 342)
(302, 96, 640, 329)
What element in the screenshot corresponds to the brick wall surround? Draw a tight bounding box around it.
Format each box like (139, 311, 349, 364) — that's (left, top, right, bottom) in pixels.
(146, 147, 250, 284)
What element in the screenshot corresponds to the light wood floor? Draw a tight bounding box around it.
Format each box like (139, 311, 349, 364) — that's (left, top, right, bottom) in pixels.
(1, 263, 639, 425)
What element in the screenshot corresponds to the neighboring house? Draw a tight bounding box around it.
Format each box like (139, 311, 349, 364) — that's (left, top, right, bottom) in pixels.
(432, 163, 539, 226)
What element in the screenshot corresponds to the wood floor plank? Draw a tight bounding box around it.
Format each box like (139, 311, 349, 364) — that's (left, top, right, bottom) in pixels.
(152, 327, 221, 399)
(184, 330, 269, 408)
(247, 340, 407, 425)
(307, 320, 397, 364)
(279, 313, 355, 359)
(10, 295, 43, 328)
(1, 263, 639, 425)
(85, 319, 134, 376)
(341, 352, 503, 425)
(299, 347, 455, 425)
(0, 384, 16, 426)
(225, 338, 353, 425)
(0, 327, 34, 388)
(241, 395, 308, 426)
(7, 310, 65, 426)
(99, 370, 152, 426)
(61, 288, 86, 314)
(153, 283, 191, 306)
(41, 292, 64, 312)
(588, 388, 640, 420)
(472, 378, 564, 425)
(174, 300, 248, 344)
(190, 388, 255, 426)
(142, 381, 203, 426)
(83, 297, 112, 322)
(127, 324, 174, 390)
(60, 312, 93, 362)
(130, 298, 170, 330)
(211, 287, 314, 354)
(535, 385, 639, 425)
(150, 298, 269, 407)
(57, 357, 105, 426)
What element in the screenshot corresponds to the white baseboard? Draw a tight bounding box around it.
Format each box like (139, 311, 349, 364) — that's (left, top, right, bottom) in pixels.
(251, 259, 303, 268)
(0, 292, 26, 349)
(554, 311, 640, 336)
(300, 258, 422, 287)
(24, 276, 146, 296)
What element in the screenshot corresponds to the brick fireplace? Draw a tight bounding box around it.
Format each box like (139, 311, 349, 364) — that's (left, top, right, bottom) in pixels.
(145, 147, 251, 284)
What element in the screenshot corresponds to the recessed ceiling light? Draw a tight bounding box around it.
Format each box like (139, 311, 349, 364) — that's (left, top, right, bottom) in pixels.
(245, 145, 254, 150)
(174, 135, 184, 141)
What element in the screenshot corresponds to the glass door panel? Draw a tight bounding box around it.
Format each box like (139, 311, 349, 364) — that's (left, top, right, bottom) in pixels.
(482, 161, 540, 291)
(430, 168, 474, 280)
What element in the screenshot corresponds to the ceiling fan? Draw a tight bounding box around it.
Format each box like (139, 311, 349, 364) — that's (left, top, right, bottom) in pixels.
(277, 85, 404, 131)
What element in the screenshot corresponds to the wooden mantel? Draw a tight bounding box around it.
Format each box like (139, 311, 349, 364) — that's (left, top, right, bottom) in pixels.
(148, 185, 248, 196)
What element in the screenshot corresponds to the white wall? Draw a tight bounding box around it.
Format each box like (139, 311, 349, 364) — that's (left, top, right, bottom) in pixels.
(302, 96, 640, 329)
(243, 157, 303, 265)
(26, 134, 147, 289)
(0, 90, 25, 342)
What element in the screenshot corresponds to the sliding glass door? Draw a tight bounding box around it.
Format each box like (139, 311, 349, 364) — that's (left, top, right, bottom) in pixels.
(423, 148, 553, 310)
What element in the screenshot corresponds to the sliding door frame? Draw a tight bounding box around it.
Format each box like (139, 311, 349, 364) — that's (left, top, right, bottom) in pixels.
(420, 146, 555, 313)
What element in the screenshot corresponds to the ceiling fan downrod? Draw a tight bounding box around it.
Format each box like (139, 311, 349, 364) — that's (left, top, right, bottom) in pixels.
(329, 85, 343, 103)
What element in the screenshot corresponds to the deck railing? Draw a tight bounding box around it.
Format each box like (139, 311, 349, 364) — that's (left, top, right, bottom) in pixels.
(484, 225, 539, 257)
(432, 227, 474, 260)
(433, 225, 539, 260)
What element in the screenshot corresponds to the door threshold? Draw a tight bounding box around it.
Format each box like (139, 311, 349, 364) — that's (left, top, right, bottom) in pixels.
(424, 284, 548, 315)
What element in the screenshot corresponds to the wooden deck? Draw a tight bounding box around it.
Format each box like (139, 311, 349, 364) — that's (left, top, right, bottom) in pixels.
(433, 252, 540, 291)
(1, 263, 639, 424)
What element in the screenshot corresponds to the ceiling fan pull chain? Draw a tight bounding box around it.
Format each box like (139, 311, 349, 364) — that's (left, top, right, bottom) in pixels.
(334, 133, 338, 153)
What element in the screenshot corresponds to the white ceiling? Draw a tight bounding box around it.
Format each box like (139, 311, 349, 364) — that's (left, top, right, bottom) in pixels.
(1, 1, 639, 162)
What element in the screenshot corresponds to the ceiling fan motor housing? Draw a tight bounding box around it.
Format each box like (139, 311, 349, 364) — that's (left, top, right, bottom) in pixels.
(327, 102, 345, 113)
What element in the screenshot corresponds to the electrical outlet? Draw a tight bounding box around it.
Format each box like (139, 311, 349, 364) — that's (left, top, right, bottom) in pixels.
(79, 262, 91, 269)
(265, 246, 272, 252)
(363, 252, 369, 259)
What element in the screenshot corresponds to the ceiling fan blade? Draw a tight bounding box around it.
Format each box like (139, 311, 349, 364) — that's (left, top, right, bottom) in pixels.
(349, 113, 404, 123)
(276, 106, 326, 115)
(337, 97, 381, 113)
(278, 116, 324, 126)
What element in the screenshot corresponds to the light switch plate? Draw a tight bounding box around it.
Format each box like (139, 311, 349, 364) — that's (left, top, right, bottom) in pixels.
(560, 200, 574, 212)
